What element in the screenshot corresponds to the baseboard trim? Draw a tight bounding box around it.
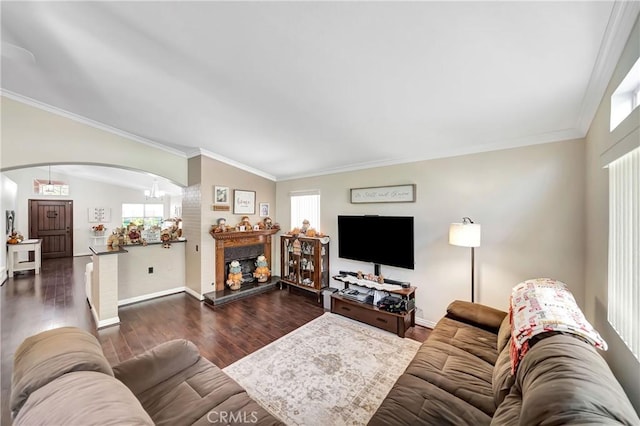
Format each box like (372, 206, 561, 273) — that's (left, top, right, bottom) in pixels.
(415, 317, 436, 329)
(89, 301, 120, 329)
(184, 286, 204, 301)
(118, 287, 186, 306)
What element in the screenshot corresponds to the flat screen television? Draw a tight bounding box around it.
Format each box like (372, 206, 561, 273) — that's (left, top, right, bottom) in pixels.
(337, 215, 415, 271)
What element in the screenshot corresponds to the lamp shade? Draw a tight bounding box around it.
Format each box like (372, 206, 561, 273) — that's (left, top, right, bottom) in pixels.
(449, 222, 481, 247)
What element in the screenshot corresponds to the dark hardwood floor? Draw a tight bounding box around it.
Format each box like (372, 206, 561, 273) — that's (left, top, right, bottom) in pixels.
(1, 256, 431, 425)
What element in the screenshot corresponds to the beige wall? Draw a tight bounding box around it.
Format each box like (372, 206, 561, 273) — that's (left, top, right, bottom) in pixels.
(276, 139, 586, 326)
(0, 96, 188, 186)
(585, 16, 640, 411)
(186, 155, 276, 296)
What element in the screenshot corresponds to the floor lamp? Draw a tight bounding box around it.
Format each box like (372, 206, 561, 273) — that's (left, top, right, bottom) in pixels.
(449, 217, 481, 303)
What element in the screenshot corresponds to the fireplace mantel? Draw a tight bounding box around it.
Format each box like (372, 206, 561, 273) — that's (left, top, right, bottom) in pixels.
(210, 228, 280, 291)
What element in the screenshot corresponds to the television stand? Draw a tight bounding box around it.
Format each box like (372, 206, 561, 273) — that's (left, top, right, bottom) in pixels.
(330, 282, 416, 338)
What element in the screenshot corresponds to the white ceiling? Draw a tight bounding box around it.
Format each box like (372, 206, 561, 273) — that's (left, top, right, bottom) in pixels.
(2, 1, 639, 182)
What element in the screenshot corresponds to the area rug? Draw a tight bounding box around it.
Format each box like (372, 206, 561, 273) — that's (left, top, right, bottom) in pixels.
(223, 312, 421, 426)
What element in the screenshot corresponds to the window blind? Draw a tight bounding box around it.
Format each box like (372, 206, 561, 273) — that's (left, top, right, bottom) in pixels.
(607, 146, 639, 360)
(290, 191, 320, 232)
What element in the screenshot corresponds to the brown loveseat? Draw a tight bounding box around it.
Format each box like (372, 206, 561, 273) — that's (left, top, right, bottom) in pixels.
(369, 300, 640, 425)
(10, 327, 282, 425)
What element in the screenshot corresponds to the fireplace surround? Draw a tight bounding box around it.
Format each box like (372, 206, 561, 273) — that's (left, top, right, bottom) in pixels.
(210, 229, 279, 292)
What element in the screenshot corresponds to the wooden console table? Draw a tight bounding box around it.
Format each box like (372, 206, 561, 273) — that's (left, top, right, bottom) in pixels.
(331, 284, 416, 338)
(7, 239, 42, 277)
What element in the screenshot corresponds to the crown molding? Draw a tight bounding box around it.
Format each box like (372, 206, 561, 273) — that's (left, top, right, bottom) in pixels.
(1, 90, 188, 158)
(576, 1, 640, 135)
(188, 148, 277, 182)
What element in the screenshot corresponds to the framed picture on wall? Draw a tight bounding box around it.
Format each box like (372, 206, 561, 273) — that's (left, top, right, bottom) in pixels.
(259, 202, 270, 217)
(214, 186, 230, 205)
(234, 190, 256, 214)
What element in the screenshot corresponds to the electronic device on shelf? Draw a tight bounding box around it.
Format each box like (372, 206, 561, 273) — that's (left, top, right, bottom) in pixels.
(377, 295, 407, 313)
(339, 288, 374, 304)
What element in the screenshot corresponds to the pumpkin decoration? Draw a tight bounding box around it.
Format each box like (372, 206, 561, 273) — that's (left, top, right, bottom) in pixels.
(7, 231, 23, 245)
(226, 260, 243, 290)
(253, 255, 270, 283)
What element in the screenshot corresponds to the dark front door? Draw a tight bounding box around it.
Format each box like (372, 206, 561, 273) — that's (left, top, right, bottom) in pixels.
(29, 199, 73, 258)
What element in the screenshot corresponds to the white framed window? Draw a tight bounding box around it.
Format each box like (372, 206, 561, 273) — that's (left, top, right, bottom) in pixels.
(33, 179, 69, 196)
(610, 56, 640, 131)
(290, 190, 320, 232)
(607, 146, 639, 361)
(122, 203, 164, 229)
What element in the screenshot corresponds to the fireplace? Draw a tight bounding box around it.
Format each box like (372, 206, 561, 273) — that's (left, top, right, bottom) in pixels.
(210, 229, 279, 292)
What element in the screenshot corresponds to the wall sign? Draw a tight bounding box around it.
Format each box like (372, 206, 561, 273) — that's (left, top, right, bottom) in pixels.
(233, 190, 256, 214)
(350, 184, 416, 204)
(88, 207, 111, 223)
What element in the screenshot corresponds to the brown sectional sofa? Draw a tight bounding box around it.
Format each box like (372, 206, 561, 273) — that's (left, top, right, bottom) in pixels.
(10, 327, 282, 425)
(369, 300, 640, 425)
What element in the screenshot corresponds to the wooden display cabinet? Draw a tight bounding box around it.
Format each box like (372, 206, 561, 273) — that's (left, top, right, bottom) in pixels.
(280, 235, 330, 302)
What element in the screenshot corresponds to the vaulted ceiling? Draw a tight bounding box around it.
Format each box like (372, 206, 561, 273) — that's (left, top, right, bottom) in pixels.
(2, 1, 639, 181)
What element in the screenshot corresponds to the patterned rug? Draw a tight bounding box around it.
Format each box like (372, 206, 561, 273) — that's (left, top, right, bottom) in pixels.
(223, 312, 421, 426)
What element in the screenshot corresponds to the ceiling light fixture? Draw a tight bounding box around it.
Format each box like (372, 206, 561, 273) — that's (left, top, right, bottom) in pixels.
(144, 180, 165, 200)
(42, 165, 55, 194)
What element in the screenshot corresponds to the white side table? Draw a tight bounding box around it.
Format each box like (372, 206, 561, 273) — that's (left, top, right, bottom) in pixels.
(7, 239, 42, 277)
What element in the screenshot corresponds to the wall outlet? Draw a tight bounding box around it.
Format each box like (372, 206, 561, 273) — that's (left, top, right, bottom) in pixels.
(148, 267, 153, 274)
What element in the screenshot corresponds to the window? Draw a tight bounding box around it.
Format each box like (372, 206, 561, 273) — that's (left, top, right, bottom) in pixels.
(33, 179, 69, 196)
(290, 191, 320, 232)
(122, 203, 164, 229)
(607, 146, 639, 360)
(610, 57, 640, 131)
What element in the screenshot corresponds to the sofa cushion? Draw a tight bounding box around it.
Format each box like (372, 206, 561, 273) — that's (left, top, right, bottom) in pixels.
(10, 326, 113, 415)
(13, 371, 154, 426)
(493, 334, 640, 425)
(406, 339, 496, 416)
(495, 314, 511, 354)
(130, 356, 281, 425)
(113, 339, 201, 395)
(491, 344, 514, 407)
(446, 300, 507, 333)
(429, 316, 501, 365)
(368, 372, 492, 426)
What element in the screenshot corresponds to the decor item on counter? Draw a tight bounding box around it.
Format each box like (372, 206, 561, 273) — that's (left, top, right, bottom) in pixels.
(350, 184, 416, 204)
(107, 229, 121, 247)
(259, 202, 269, 217)
(144, 179, 164, 200)
(236, 216, 252, 231)
(214, 185, 230, 205)
(226, 260, 242, 290)
(7, 231, 24, 244)
(127, 225, 141, 244)
(253, 255, 270, 283)
(91, 224, 106, 236)
(233, 189, 255, 214)
(449, 217, 481, 303)
(356, 271, 385, 284)
(160, 229, 172, 248)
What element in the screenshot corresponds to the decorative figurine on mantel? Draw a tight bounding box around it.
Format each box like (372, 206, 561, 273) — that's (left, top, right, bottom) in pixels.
(212, 218, 228, 233)
(227, 260, 242, 290)
(253, 254, 270, 283)
(237, 216, 252, 231)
